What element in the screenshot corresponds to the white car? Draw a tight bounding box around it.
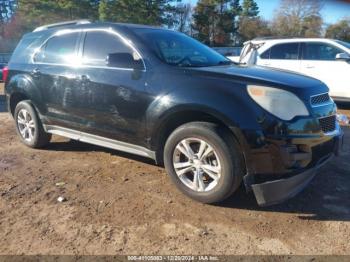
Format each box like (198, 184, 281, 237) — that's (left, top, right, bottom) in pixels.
(235, 38, 350, 101)
(212, 47, 241, 63)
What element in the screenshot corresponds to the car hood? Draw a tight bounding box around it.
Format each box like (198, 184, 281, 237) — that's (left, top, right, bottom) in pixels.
(189, 65, 327, 98)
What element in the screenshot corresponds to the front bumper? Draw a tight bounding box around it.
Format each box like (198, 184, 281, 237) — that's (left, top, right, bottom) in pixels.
(247, 130, 344, 207)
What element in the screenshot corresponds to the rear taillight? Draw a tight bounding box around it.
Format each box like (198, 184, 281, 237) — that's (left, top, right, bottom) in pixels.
(2, 66, 9, 82)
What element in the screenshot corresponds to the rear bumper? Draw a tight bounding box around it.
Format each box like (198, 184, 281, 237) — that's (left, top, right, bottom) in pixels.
(248, 131, 344, 207)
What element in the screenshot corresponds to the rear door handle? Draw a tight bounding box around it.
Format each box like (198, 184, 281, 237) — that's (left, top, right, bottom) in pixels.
(31, 68, 41, 77)
(305, 65, 315, 69)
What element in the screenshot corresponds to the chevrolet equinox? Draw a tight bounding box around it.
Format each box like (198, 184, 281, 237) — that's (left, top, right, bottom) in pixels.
(4, 21, 344, 206)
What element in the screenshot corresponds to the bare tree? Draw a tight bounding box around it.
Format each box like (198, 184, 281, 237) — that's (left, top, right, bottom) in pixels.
(272, 0, 324, 37)
(238, 16, 272, 42)
(175, 3, 193, 34)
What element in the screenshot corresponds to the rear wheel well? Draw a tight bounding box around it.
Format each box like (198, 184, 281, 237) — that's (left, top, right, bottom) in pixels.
(9, 93, 30, 116)
(154, 111, 243, 165)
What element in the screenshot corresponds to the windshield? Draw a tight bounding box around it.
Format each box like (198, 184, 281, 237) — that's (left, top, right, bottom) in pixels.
(335, 40, 350, 49)
(133, 28, 232, 67)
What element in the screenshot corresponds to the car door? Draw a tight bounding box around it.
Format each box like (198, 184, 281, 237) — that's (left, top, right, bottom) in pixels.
(73, 29, 149, 144)
(257, 42, 301, 73)
(32, 31, 83, 127)
(300, 42, 350, 99)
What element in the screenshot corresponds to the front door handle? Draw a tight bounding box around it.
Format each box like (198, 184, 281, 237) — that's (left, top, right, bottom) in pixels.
(31, 68, 41, 78)
(305, 65, 315, 69)
(76, 75, 90, 83)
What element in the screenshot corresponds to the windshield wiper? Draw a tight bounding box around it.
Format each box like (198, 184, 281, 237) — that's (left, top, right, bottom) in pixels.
(216, 60, 233, 66)
(175, 61, 233, 68)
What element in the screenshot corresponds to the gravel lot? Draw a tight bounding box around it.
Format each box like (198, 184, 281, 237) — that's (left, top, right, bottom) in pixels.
(0, 83, 349, 255)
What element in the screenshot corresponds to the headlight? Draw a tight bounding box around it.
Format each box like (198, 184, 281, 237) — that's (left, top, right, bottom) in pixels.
(247, 85, 309, 121)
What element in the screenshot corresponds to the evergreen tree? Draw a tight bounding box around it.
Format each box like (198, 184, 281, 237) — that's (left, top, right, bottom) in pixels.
(0, 0, 17, 22)
(98, 0, 181, 26)
(192, 0, 242, 46)
(0, 0, 19, 52)
(98, 0, 109, 21)
(192, 0, 218, 45)
(230, 0, 242, 44)
(15, 0, 99, 32)
(236, 0, 262, 43)
(58, 0, 99, 20)
(241, 0, 259, 17)
(238, 16, 271, 42)
(325, 19, 350, 42)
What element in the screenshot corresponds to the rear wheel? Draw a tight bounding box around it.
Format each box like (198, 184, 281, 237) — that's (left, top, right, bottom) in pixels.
(164, 122, 243, 204)
(14, 101, 51, 148)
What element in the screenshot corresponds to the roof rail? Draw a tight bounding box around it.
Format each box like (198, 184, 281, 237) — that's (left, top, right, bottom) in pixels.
(252, 36, 311, 41)
(33, 20, 91, 32)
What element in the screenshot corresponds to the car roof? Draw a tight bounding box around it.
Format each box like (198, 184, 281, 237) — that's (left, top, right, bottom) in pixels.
(247, 38, 339, 45)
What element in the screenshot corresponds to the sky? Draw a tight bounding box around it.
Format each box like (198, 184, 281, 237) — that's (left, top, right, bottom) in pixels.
(187, 0, 350, 24)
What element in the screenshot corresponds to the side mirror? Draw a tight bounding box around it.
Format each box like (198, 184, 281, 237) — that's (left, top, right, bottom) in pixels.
(106, 53, 144, 70)
(335, 53, 350, 61)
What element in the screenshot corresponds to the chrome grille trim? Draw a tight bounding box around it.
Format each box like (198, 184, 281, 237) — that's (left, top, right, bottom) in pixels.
(310, 92, 332, 107)
(318, 115, 336, 134)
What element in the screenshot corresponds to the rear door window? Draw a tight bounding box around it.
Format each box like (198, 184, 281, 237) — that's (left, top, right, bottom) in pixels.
(270, 43, 299, 60)
(36, 32, 79, 64)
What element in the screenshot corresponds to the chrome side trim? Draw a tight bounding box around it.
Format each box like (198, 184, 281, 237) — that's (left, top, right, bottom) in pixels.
(43, 125, 156, 160)
(31, 28, 147, 72)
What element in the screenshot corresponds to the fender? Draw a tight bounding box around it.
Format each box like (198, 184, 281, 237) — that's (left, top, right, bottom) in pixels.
(6, 73, 47, 116)
(145, 83, 262, 151)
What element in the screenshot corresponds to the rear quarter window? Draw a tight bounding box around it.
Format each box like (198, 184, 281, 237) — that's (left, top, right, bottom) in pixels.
(10, 33, 47, 64)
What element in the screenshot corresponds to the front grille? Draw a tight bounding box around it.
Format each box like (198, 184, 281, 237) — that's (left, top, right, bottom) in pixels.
(311, 93, 331, 106)
(319, 115, 336, 133)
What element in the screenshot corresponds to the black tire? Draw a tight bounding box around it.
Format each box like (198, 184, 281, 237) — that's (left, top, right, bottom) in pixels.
(14, 100, 51, 148)
(164, 122, 243, 204)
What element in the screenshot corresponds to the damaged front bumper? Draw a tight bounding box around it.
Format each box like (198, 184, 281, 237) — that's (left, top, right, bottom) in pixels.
(245, 129, 344, 207)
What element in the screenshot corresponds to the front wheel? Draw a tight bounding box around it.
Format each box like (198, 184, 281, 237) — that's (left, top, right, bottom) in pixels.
(164, 122, 243, 204)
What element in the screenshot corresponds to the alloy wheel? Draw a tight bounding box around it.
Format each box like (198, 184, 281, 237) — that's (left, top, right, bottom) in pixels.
(173, 138, 222, 192)
(17, 109, 36, 142)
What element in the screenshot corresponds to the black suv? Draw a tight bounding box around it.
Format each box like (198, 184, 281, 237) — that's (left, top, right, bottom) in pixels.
(5, 21, 344, 206)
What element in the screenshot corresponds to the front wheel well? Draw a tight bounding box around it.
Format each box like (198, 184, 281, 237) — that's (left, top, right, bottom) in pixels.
(153, 111, 244, 166)
(9, 93, 30, 116)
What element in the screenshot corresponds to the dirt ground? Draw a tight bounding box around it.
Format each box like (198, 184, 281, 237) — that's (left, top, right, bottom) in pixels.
(0, 83, 350, 255)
